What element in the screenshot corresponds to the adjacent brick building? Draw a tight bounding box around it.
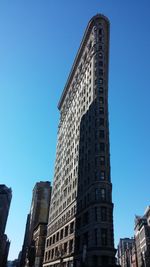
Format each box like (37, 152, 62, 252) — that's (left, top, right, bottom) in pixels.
(118, 206, 150, 267)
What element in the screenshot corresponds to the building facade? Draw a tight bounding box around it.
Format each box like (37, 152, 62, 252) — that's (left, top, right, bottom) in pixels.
(21, 181, 51, 267)
(28, 181, 51, 246)
(0, 184, 12, 267)
(117, 238, 135, 267)
(43, 14, 116, 267)
(20, 214, 31, 267)
(134, 207, 150, 267)
(130, 244, 138, 267)
(33, 223, 48, 267)
(0, 184, 12, 240)
(0, 234, 10, 267)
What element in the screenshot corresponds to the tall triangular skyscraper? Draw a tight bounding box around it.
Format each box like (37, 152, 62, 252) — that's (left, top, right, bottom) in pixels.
(43, 14, 116, 267)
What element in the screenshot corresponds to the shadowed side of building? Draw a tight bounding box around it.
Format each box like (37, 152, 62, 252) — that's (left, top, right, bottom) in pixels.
(0, 184, 12, 267)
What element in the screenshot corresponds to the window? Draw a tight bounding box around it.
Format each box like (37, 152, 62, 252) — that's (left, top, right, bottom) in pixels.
(65, 225, 68, 237)
(95, 188, 100, 201)
(100, 171, 105, 180)
(99, 28, 102, 35)
(100, 97, 104, 105)
(48, 250, 51, 260)
(99, 52, 103, 58)
(83, 232, 89, 247)
(101, 229, 107, 246)
(100, 143, 105, 152)
(95, 207, 98, 221)
(70, 221, 74, 234)
(79, 63, 82, 72)
(83, 212, 89, 225)
(99, 87, 103, 94)
(100, 188, 106, 201)
(99, 69, 103, 75)
(84, 53, 87, 62)
(100, 78, 103, 84)
(100, 107, 104, 114)
(88, 41, 92, 51)
(64, 242, 67, 253)
(55, 247, 58, 257)
(100, 130, 105, 138)
(95, 229, 98, 246)
(56, 232, 59, 242)
(101, 207, 107, 221)
(51, 249, 54, 259)
(46, 239, 49, 247)
(45, 251, 47, 261)
(100, 118, 104, 126)
(100, 156, 105, 165)
(60, 229, 63, 239)
(69, 239, 73, 253)
(99, 61, 103, 67)
(53, 235, 55, 244)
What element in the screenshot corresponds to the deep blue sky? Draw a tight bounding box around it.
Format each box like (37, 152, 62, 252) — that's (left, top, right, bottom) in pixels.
(0, 0, 150, 260)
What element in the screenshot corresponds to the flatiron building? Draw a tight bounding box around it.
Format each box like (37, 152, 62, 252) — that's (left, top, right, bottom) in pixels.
(43, 14, 116, 267)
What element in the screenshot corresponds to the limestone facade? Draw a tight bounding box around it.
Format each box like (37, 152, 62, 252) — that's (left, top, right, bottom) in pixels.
(43, 14, 116, 267)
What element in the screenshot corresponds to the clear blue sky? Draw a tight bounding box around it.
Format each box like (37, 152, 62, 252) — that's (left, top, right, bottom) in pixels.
(0, 0, 150, 261)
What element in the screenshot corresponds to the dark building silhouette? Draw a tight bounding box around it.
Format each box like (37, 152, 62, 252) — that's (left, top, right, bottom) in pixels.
(19, 214, 30, 267)
(0, 184, 12, 267)
(43, 14, 116, 267)
(0, 185, 12, 240)
(7, 259, 19, 267)
(1, 234, 10, 267)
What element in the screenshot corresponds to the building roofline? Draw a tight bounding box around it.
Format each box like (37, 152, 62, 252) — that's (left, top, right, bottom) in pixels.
(33, 222, 47, 232)
(58, 14, 110, 110)
(144, 206, 150, 216)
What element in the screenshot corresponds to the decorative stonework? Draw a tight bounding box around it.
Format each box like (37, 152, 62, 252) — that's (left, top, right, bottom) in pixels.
(43, 14, 116, 267)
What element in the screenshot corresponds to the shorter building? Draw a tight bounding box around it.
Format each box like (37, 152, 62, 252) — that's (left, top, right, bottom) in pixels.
(7, 259, 19, 267)
(118, 206, 150, 267)
(19, 214, 30, 267)
(118, 238, 135, 267)
(0, 184, 12, 267)
(134, 207, 150, 267)
(130, 243, 138, 267)
(20, 181, 52, 267)
(28, 181, 51, 246)
(0, 185, 12, 239)
(0, 234, 10, 267)
(33, 223, 47, 267)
